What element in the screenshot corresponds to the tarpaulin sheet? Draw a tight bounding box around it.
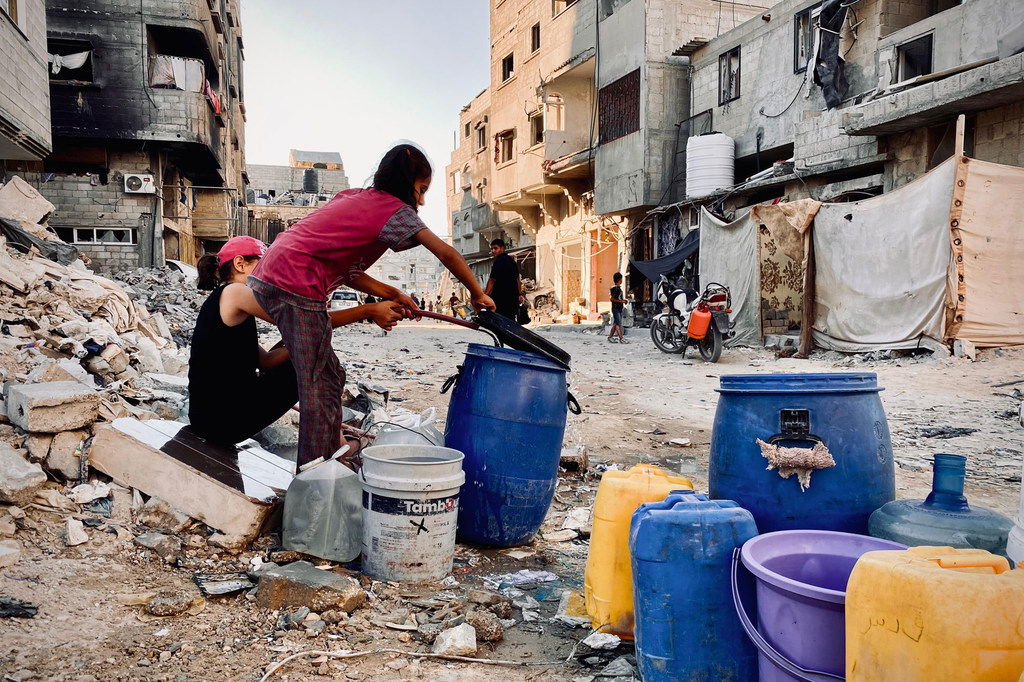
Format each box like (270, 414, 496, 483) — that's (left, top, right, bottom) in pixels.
(946, 157, 1024, 346)
(629, 227, 700, 284)
(149, 54, 205, 92)
(812, 158, 955, 351)
(699, 207, 760, 347)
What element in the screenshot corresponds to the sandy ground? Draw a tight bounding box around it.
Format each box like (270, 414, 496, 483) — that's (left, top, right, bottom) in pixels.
(1, 322, 1021, 681)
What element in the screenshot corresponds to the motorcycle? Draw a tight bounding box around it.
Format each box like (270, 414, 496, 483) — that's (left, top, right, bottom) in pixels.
(650, 275, 734, 362)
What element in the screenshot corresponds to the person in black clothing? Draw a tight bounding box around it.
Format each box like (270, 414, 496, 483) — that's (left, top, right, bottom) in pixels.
(484, 239, 522, 320)
(608, 271, 628, 344)
(188, 237, 406, 450)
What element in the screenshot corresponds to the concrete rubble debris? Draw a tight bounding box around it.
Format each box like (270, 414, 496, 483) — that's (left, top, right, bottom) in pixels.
(143, 590, 200, 617)
(64, 518, 89, 547)
(430, 622, 477, 656)
(0, 539, 22, 568)
(0, 443, 47, 505)
(133, 531, 183, 564)
(255, 560, 367, 612)
(45, 429, 88, 480)
(466, 608, 504, 641)
(5, 381, 100, 433)
(582, 632, 621, 650)
(136, 497, 193, 534)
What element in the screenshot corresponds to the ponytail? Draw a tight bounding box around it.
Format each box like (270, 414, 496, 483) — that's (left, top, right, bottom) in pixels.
(372, 143, 432, 211)
(196, 254, 223, 290)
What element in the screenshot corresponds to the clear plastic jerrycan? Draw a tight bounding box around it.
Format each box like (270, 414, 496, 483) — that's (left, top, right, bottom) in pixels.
(869, 453, 1013, 556)
(584, 464, 693, 637)
(282, 455, 362, 562)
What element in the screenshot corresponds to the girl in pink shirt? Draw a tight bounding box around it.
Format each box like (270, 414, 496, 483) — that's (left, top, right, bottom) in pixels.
(248, 144, 494, 468)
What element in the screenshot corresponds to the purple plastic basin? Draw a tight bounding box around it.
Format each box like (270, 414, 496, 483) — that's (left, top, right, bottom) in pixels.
(740, 530, 906, 681)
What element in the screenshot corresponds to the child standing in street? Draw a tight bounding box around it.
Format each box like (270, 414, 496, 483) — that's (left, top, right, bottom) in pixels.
(247, 143, 495, 468)
(608, 272, 628, 344)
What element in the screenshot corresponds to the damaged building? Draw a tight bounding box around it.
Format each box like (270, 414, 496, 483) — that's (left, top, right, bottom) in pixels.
(634, 0, 1024, 351)
(4, 0, 249, 273)
(446, 0, 769, 319)
(244, 149, 350, 244)
(0, 0, 51, 173)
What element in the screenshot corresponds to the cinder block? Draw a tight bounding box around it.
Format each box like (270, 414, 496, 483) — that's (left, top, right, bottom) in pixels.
(6, 381, 100, 433)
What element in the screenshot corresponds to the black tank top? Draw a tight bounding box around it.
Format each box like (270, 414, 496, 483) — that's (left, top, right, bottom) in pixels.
(188, 286, 258, 428)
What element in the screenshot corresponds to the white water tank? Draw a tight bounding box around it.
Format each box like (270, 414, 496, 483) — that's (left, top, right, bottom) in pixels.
(686, 132, 735, 198)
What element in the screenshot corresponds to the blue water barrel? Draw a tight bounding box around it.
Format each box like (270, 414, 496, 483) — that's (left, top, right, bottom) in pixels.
(444, 343, 569, 546)
(630, 490, 759, 682)
(709, 373, 894, 534)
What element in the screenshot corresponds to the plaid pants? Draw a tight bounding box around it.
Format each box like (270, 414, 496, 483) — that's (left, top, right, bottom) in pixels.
(249, 277, 343, 467)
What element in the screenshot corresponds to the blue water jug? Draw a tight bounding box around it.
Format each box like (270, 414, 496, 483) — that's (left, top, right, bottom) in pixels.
(630, 490, 759, 682)
(443, 343, 570, 546)
(709, 373, 895, 534)
(870, 453, 1014, 556)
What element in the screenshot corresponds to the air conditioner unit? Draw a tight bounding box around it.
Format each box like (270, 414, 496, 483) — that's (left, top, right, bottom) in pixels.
(123, 173, 156, 194)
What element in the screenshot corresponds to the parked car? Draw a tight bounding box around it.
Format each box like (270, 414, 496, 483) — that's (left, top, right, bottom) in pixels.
(328, 289, 360, 311)
(165, 259, 198, 281)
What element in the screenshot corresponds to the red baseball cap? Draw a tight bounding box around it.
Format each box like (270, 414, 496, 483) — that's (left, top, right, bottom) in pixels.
(217, 236, 266, 266)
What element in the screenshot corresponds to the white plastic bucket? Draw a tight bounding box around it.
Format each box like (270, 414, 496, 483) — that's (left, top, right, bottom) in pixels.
(360, 444, 465, 581)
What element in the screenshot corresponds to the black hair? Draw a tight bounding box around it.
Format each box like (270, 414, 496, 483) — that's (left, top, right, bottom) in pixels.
(490, 238, 505, 248)
(372, 144, 432, 211)
(196, 254, 259, 290)
(613, 272, 623, 283)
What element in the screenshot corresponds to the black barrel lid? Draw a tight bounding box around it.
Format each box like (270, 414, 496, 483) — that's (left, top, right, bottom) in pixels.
(472, 310, 571, 370)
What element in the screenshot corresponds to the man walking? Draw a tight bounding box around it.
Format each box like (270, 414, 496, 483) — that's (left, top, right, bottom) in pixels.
(485, 239, 522, 321)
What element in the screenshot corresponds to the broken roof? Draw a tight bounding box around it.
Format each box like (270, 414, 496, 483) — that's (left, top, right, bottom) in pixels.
(289, 149, 344, 165)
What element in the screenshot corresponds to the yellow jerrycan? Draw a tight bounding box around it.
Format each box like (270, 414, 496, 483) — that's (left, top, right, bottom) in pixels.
(583, 464, 693, 637)
(846, 546, 1024, 681)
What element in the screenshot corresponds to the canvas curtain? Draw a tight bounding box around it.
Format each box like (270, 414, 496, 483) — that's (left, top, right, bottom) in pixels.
(946, 157, 1024, 346)
(811, 158, 955, 351)
(698, 207, 760, 347)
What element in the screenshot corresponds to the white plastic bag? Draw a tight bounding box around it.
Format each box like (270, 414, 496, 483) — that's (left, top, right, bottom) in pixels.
(372, 407, 444, 447)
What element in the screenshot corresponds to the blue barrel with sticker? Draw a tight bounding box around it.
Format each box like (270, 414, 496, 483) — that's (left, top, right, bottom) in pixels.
(709, 373, 895, 534)
(630, 490, 759, 682)
(443, 343, 572, 546)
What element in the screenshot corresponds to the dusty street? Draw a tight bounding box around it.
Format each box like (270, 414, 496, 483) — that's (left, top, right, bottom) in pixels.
(1, 321, 1021, 682)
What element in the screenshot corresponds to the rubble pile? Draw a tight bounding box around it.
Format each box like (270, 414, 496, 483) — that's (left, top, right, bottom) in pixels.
(109, 265, 205, 342)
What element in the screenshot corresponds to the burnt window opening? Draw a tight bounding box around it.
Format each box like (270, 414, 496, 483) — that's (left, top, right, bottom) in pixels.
(719, 47, 741, 105)
(897, 34, 932, 81)
(793, 4, 820, 73)
(498, 130, 515, 164)
(599, 68, 640, 144)
(502, 53, 515, 82)
(147, 24, 218, 87)
(530, 111, 545, 146)
(48, 39, 94, 84)
(531, 23, 541, 53)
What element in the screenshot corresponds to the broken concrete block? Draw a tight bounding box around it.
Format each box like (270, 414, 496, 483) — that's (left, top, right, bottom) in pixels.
(207, 533, 248, 553)
(25, 362, 78, 384)
(6, 381, 100, 432)
(99, 344, 130, 374)
(144, 590, 196, 616)
(136, 497, 192, 534)
(431, 622, 477, 656)
(466, 609, 504, 642)
(0, 443, 47, 506)
(0, 540, 21, 568)
(24, 433, 53, 463)
(953, 338, 977, 361)
(45, 430, 88, 480)
(134, 531, 182, 564)
(468, 589, 507, 607)
(559, 444, 588, 475)
(89, 419, 294, 541)
(0, 515, 16, 537)
(146, 374, 188, 395)
(0, 175, 55, 224)
(255, 561, 367, 612)
(65, 518, 89, 547)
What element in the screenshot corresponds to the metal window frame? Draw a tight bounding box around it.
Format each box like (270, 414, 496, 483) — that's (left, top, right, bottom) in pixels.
(793, 3, 821, 74)
(718, 46, 741, 106)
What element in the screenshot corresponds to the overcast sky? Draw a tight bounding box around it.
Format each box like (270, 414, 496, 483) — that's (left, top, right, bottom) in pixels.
(241, 0, 491, 237)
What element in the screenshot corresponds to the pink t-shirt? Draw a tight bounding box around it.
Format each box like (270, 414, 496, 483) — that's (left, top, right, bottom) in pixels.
(251, 188, 426, 300)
